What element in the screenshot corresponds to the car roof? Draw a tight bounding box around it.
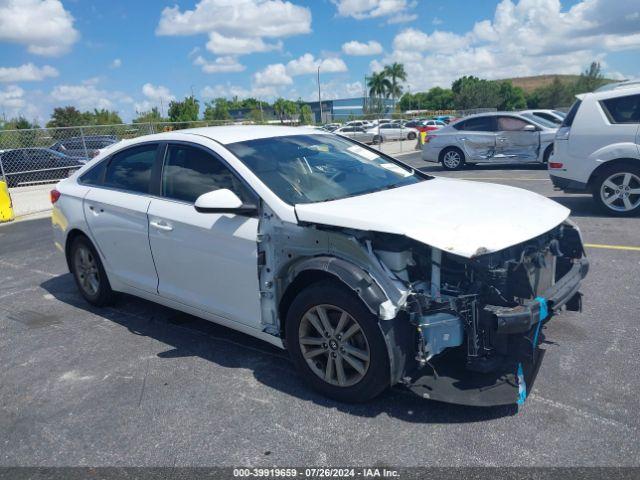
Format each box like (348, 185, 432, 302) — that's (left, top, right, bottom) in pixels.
(584, 83, 640, 100)
(166, 125, 328, 145)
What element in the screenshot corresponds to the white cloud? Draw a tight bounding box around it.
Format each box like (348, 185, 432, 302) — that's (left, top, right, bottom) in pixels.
(201, 83, 278, 100)
(342, 40, 383, 56)
(332, 0, 415, 21)
(205, 32, 282, 55)
(432, 17, 443, 26)
(141, 83, 175, 102)
(0, 85, 26, 111)
(0, 63, 58, 83)
(194, 55, 246, 73)
(387, 13, 417, 24)
(0, 0, 79, 56)
(110, 58, 122, 69)
(157, 0, 310, 59)
(381, 0, 640, 92)
(286, 53, 348, 76)
(50, 80, 133, 111)
(253, 63, 293, 86)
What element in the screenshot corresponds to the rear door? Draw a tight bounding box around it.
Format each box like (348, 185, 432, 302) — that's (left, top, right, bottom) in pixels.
(455, 116, 497, 161)
(147, 142, 261, 327)
(495, 116, 540, 162)
(83, 143, 160, 293)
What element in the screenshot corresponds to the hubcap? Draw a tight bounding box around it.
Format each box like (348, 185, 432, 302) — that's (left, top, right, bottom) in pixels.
(600, 172, 640, 212)
(443, 151, 461, 169)
(298, 304, 371, 387)
(74, 246, 100, 296)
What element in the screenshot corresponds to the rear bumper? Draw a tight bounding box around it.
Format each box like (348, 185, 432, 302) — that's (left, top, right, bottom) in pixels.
(550, 174, 589, 193)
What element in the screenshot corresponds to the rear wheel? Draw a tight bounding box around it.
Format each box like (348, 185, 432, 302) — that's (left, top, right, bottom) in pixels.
(285, 281, 390, 403)
(593, 165, 640, 217)
(407, 132, 417, 140)
(440, 147, 465, 171)
(69, 235, 115, 306)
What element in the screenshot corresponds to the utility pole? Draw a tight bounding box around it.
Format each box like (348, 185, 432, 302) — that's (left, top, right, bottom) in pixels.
(317, 65, 323, 124)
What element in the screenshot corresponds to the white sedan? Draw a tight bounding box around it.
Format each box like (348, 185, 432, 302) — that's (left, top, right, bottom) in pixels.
(366, 123, 418, 141)
(51, 126, 588, 406)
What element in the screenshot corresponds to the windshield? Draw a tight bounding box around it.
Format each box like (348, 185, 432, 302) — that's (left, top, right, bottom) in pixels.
(226, 134, 426, 204)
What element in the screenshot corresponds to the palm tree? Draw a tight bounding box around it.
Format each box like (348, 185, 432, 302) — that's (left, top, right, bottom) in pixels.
(273, 98, 287, 124)
(367, 72, 392, 113)
(383, 62, 407, 109)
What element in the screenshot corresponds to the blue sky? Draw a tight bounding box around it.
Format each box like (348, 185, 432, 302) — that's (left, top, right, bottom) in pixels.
(0, 0, 639, 123)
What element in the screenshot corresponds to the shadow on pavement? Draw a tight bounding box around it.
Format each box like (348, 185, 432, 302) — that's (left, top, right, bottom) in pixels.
(547, 195, 611, 218)
(417, 163, 549, 173)
(41, 273, 517, 424)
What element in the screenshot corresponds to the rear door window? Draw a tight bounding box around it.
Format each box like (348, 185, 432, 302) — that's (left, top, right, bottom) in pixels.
(104, 144, 158, 194)
(600, 94, 640, 124)
(459, 116, 497, 132)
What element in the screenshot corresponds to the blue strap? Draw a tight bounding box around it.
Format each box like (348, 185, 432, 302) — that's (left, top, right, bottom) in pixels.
(517, 362, 527, 405)
(532, 296, 548, 351)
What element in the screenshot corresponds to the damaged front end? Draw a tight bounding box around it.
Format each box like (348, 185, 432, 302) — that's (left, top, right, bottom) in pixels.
(259, 204, 588, 407)
(400, 222, 589, 406)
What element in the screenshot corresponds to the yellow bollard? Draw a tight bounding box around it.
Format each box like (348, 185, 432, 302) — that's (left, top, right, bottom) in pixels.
(0, 179, 15, 223)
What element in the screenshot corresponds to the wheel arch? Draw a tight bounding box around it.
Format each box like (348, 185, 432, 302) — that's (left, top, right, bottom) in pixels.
(64, 228, 91, 271)
(587, 158, 640, 189)
(278, 256, 391, 340)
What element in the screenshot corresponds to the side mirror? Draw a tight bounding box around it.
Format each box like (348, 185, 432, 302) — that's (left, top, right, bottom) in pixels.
(194, 189, 257, 215)
(523, 124, 537, 132)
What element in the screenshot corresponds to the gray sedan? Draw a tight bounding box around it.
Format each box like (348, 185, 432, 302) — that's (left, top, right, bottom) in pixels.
(421, 112, 557, 170)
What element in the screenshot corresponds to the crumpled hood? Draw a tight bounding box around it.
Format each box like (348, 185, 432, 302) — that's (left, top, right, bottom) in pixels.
(295, 177, 570, 258)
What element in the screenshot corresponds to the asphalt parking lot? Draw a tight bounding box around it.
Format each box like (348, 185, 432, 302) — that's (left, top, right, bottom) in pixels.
(1, 154, 639, 467)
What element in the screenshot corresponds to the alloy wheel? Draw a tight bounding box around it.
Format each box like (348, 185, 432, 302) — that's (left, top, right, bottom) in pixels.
(600, 172, 640, 213)
(74, 245, 100, 296)
(443, 150, 462, 169)
(298, 304, 371, 387)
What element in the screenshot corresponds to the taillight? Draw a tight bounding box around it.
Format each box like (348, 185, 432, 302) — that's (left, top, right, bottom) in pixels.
(549, 162, 564, 169)
(50, 189, 61, 204)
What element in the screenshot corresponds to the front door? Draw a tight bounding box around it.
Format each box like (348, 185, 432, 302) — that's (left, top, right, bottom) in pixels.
(83, 143, 160, 293)
(495, 116, 540, 162)
(147, 143, 262, 328)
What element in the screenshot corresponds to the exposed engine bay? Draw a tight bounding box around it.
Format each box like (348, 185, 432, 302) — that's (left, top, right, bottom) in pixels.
(257, 204, 588, 406)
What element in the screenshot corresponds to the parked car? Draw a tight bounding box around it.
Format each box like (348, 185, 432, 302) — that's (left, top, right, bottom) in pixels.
(367, 123, 418, 141)
(434, 115, 457, 124)
(52, 126, 587, 406)
(549, 84, 640, 216)
(421, 120, 447, 133)
(422, 112, 557, 170)
(50, 135, 119, 161)
(345, 120, 373, 129)
(520, 109, 566, 126)
(322, 123, 341, 132)
(0, 148, 83, 187)
(333, 126, 379, 144)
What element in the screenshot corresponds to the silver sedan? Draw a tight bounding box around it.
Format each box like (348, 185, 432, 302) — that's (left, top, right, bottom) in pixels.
(421, 112, 557, 170)
(334, 126, 379, 144)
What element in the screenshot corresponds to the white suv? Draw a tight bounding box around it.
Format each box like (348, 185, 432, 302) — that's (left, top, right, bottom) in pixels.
(549, 84, 640, 216)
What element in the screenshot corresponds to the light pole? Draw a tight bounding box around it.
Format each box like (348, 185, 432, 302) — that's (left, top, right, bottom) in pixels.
(317, 65, 323, 124)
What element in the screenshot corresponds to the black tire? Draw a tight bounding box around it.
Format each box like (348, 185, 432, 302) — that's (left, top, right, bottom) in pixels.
(373, 135, 383, 145)
(285, 280, 390, 403)
(440, 147, 466, 171)
(543, 144, 554, 164)
(69, 235, 115, 306)
(592, 164, 640, 217)
(407, 132, 417, 140)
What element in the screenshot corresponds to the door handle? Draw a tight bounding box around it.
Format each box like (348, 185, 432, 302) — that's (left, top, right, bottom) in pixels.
(87, 205, 104, 214)
(497, 137, 507, 141)
(150, 220, 173, 232)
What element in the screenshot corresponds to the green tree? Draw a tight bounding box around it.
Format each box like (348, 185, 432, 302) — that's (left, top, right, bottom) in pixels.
(367, 72, 392, 113)
(89, 109, 123, 125)
(203, 98, 231, 121)
(575, 61, 607, 93)
(249, 108, 264, 123)
(452, 76, 502, 110)
(299, 104, 313, 124)
(133, 107, 166, 124)
(46, 106, 88, 128)
(383, 62, 407, 108)
(168, 95, 200, 122)
(497, 81, 527, 110)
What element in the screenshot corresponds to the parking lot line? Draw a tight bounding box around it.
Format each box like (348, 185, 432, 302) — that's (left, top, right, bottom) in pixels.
(584, 243, 640, 252)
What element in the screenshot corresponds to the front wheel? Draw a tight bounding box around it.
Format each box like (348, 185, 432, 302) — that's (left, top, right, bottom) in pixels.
(285, 281, 390, 403)
(372, 135, 383, 145)
(593, 165, 640, 216)
(407, 132, 417, 140)
(440, 147, 466, 171)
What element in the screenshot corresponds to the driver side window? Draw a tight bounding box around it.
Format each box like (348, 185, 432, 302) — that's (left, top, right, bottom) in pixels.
(162, 144, 250, 204)
(498, 116, 531, 131)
